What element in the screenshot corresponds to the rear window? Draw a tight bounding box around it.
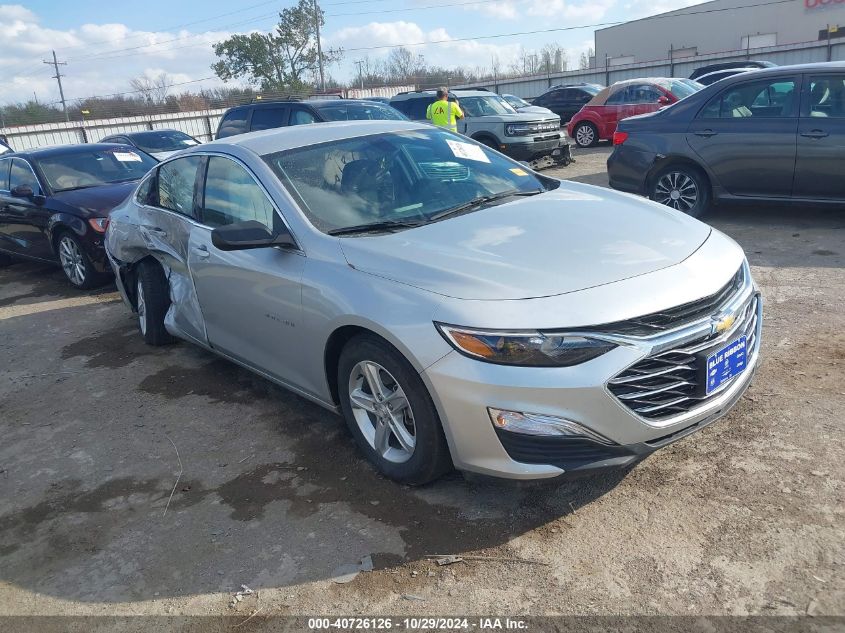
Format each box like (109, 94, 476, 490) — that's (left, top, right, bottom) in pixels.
(251, 107, 288, 131)
(656, 79, 701, 100)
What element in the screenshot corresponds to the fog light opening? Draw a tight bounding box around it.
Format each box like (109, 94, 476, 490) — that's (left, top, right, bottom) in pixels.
(488, 408, 614, 445)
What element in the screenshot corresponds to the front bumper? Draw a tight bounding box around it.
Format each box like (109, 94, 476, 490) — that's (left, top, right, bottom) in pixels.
(500, 135, 566, 160)
(422, 279, 762, 480)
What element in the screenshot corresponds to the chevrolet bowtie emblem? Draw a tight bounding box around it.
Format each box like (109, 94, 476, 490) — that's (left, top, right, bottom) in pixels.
(712, 313, 736, 334)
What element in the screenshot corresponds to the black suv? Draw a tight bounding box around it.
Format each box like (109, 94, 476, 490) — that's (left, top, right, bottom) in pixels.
(531, 83, 604, 123)
(215, 99, 405, 138)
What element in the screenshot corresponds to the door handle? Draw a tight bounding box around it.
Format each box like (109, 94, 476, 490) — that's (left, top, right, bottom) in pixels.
(800, 130, 829, 139)
(192, 246, 210, 258)
(694, 129, 717, 138)
(142, 225, 167, 237)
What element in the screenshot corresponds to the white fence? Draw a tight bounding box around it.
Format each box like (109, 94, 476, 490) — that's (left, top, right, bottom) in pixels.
(455, 39, 845, 99)
(0, 85, 415, 151)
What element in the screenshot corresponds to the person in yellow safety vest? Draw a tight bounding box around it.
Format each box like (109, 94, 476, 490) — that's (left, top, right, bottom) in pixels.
(426, 87, 464, 133)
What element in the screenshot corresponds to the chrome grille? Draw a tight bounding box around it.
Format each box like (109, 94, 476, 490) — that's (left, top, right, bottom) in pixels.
(608, 294, 759, 420)
(596, 267, 745, 336)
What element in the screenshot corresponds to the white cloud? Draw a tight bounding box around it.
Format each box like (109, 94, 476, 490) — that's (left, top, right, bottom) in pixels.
(469, 0, 617, 21)
(328, 20, 523, 75)
(0, 4, 236, 105)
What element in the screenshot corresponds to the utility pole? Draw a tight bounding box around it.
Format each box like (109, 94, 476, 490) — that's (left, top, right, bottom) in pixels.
(313, 0, 326, 92)
(44, 50, 69, 122)
(354, 60, 365, 90)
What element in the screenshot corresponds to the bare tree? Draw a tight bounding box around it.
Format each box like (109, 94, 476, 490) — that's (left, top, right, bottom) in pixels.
(130, 73, 172, 104)
(579, 47, 595, 70)
(385, 47, 425, 82)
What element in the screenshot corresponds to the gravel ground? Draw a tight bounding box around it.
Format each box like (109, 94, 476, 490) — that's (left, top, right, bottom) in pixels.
(0, 144, 842, 621)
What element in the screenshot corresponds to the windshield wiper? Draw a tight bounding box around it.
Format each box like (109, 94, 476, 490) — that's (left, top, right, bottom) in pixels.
(327, 219, 424, 236)
(427, 189, 543, 222)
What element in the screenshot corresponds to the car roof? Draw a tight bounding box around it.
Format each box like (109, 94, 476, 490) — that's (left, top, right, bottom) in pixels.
(104, 129, 187, 138)
(715, 60, 845, 76)
(9, 143, 139, 159)
(225, 99, 365, 112)
(391, 89, 493, 99)
(206, 120, 430, 154)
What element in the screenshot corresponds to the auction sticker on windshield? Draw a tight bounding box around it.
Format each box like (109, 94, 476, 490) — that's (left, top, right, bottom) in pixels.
(706, 336, 747, 394)
(113, 151, 143, 162)
(446, 139, 490, 163)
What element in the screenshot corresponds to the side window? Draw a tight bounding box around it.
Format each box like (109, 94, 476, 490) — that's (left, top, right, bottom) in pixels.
(0, 158, 10, 191)
(574, 90, 592, 104)
(407, 98, 430, 121)
(9, 159, 41, 194)
(201, 157, 277, 230)
(135, 174, 155, 205)
(700, 79, 797, 119)
(250, 107, 288, 131)
(217, 109, 248, 138)
(390, 101, 408, 116)
(157, 156, 202, 217)
(627, 84, 663, 104)
(290, 108, 318, 126)
(605, 86, 629, 105)
(806, 75, 845, 118)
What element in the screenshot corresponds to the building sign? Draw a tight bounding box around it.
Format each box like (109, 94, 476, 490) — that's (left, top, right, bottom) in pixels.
(806, 0, 845, 9)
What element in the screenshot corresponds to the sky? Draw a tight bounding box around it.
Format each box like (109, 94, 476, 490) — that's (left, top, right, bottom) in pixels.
(0, 0, 704, 105)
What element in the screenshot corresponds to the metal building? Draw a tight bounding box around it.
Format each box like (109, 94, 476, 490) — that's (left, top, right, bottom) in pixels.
(595, 0, 845, 67)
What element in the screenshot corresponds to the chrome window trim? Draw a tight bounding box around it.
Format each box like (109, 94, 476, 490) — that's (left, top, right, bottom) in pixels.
(146, 150, 304, 255)
(9, 157, 43, 194)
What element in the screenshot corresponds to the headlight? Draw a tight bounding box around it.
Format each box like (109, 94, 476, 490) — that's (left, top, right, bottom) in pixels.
(435, 323, 616, 367)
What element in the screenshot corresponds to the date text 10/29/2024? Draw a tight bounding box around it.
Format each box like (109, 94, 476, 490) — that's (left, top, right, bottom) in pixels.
(308, 617, 528, 630)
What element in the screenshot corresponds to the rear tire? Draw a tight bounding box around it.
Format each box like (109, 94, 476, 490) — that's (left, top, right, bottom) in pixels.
(135, 259, 175, 346)
(338, 335, 452, 485)
(573, 122, 598, 148)
(650, 164, 711, 218)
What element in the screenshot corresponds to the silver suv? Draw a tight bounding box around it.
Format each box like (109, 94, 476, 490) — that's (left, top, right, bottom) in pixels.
(390, 89, 563, 161)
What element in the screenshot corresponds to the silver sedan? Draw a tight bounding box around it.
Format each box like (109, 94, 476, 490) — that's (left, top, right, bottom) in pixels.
(105, 120, 761, 484)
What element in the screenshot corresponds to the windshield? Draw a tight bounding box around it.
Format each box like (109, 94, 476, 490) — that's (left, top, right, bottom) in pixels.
(657, 79, 702, 100)
(503, 95, 530, 108)
(459, 95, 517, 117)
(263, 128, 557, 235)
(314, 102, 406, 121)
(38, 148, 158, 192)
(129, 131, 200, 153)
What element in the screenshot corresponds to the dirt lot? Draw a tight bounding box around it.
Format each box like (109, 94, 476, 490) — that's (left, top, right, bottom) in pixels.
(0, 144, 843, 621)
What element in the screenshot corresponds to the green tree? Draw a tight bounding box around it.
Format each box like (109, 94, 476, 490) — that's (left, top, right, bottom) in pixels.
(211, 0, 341, 92)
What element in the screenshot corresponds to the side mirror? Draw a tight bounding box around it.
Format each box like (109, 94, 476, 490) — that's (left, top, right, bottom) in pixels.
(11, 184, 33, 198)
(657, 95, 672, 106)
(211, 220, 296, 252)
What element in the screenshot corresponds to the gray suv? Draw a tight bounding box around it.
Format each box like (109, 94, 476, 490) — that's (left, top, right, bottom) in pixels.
(390, 89, 563, 161)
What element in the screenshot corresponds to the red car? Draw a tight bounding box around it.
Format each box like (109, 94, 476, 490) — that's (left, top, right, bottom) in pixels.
(567, 78, 701, 147)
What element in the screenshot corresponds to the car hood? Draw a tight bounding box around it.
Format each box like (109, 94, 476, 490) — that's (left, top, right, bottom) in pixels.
(517, 105, 556, 116)
(339, 184, 712, 300)
(51, 181, 138, 217)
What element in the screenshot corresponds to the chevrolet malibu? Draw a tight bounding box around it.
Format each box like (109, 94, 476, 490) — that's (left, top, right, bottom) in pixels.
(105, 121, 761, 484)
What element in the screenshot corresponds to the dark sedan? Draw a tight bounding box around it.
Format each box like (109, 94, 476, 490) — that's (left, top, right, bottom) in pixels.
(608, 61, 845, 217)
(0, 144, 157, 288)
(100, 129, 201, 161)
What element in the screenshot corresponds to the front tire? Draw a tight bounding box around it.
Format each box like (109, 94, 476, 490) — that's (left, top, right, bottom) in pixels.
(573, 122, 598, 148)
(57, 232, 104, 289)
(338, 335, 452, 485)
(135, 260, 175, 346)
(650, 164, 710, 218)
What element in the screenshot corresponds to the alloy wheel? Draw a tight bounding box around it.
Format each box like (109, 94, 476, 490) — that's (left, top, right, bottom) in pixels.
(58, 236, 86, 286)
(575, 124, 595, 147)
(348, 360, 417, 464)
(137, 279, 147, 336)
(654, 171, 698, 213)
